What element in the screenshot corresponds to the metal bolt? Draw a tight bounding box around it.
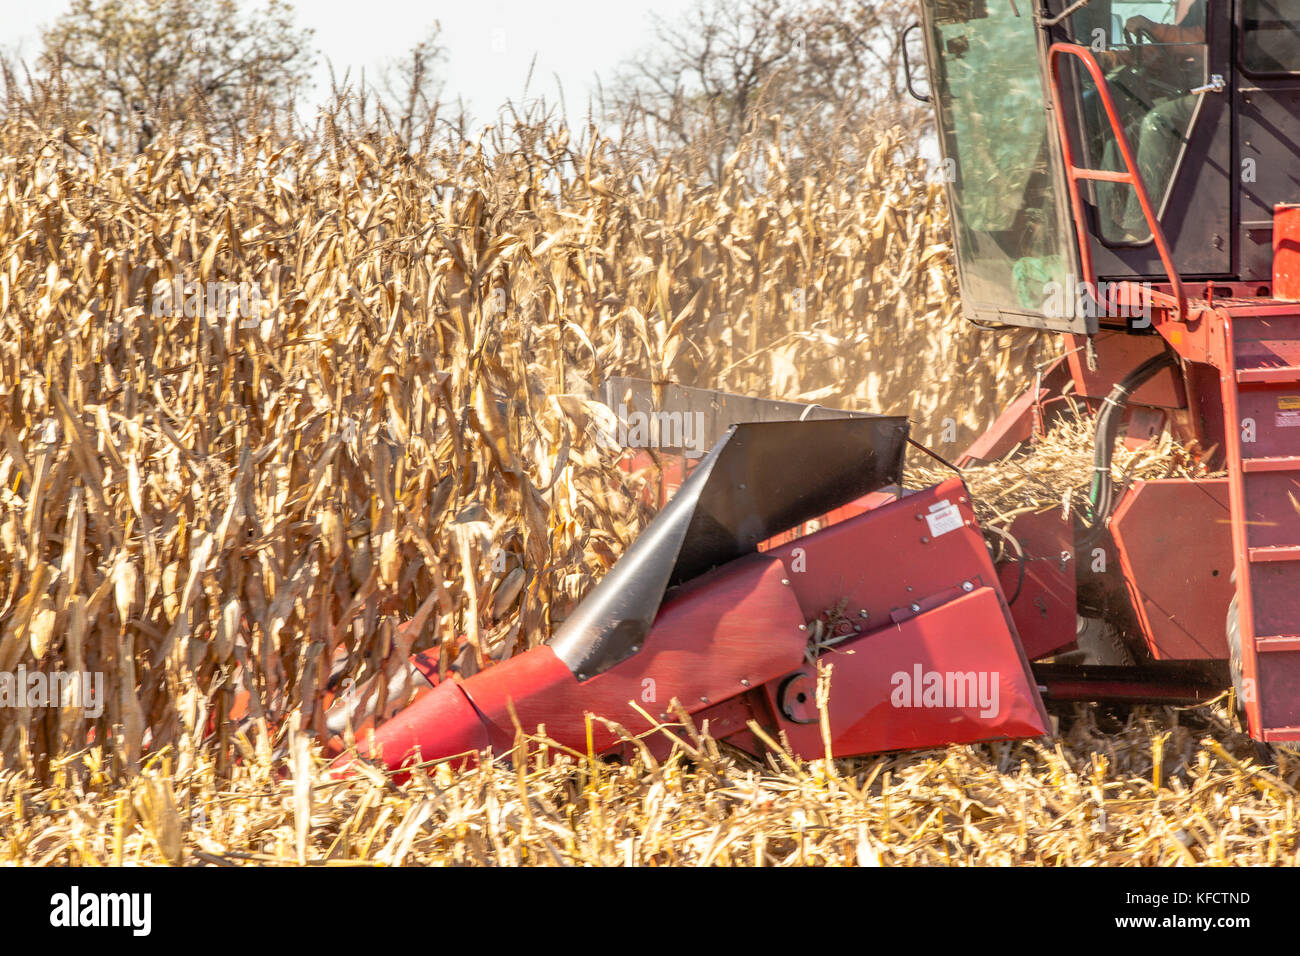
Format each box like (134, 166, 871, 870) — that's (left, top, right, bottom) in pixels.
(781, 578, 790, 586)
(961, 581, 973, 592)
(699, 696, 710, 704)
(577, 673, 587, 681)
(798, 624, 808, 631)
(959, 496, 968, 504)
(740, 679, 751, 687)
(905, 585, 913, 592)
(910, 603, 921, 613)
(629, 645, 640, 653)
(915, 513, 925, 521)
(858, 609, 869, 618)
(921, 536, 930, 544)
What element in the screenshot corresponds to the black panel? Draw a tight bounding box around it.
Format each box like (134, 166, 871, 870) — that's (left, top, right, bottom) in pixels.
(547, 416, 909, 679)
(1236, 78, 1300, 282)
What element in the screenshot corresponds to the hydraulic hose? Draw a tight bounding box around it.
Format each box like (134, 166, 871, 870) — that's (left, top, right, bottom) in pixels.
(1078, 349, 1178, 548)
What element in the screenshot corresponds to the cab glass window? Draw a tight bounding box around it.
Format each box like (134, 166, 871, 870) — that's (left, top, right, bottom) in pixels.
(926, 0, 1075, 318)
(1243, 0, 1300, 74)
(1068, 0, 1207, 243)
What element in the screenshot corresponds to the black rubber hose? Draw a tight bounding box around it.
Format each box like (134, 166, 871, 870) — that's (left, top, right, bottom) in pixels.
(1079, 350, 1178, 548)
(985, 523, 1027, 605)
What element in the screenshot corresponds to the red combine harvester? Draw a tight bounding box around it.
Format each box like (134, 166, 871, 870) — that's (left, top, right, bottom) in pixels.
(334, 0, 1300, 772)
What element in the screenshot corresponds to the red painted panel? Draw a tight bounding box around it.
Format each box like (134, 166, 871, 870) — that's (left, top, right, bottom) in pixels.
(1064, 332, 1185, 409)
(333, 677, 489, 774)
(1250, 564, 1300, 639)
(1237, 385, 1300, 459)
(997, 510, 1078, 660)
(763, 478, 1008, 638)
(349, 554, 809, 771)
(1231, 311, 1300, 371)
(958, 383, 1047, 466)
(1243, 471, 1300, 550)
(767, 587, 1049, 758)
(1273, 204, 1300, 301)
(1259, 654, 1300, 736)
(612, 692, 768, 764)
(465, 554, 807, 754)
(1110, 479, 1233, 659)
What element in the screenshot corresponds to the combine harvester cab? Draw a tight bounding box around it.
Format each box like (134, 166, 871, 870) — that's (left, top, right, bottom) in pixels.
(337, 411, 1051, 773)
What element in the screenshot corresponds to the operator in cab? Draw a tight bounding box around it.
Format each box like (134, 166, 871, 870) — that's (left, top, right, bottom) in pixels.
(1097, 0, 1207, 240)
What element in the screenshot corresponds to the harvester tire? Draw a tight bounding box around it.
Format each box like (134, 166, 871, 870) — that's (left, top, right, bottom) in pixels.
(1074, 615, 1133, 666)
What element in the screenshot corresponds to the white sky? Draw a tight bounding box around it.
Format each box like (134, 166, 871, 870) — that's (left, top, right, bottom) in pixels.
(0, 0, 701, 123)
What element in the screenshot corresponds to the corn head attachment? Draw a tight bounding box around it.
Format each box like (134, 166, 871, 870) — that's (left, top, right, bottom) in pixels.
(332, 391, 1050, 775)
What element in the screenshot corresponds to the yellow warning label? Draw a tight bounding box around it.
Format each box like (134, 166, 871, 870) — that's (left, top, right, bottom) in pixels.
(1280, 396, 1300, 410)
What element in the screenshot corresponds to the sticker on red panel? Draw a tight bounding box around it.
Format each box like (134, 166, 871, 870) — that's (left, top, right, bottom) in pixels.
(925, 499, 963, 537)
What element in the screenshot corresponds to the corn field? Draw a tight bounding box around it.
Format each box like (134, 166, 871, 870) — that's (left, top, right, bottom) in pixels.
(52, 91, 1300, 868)
(0, 101, 1060, 784)
(1, 0, 1293, 865)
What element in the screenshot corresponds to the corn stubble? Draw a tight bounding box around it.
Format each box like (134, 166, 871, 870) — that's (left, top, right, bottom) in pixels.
(3, 705, 1298, 865)
(0, 109, 1288, 864)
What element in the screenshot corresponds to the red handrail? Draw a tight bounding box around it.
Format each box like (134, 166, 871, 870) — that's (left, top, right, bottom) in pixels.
(1046, 42, 1187, 321)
